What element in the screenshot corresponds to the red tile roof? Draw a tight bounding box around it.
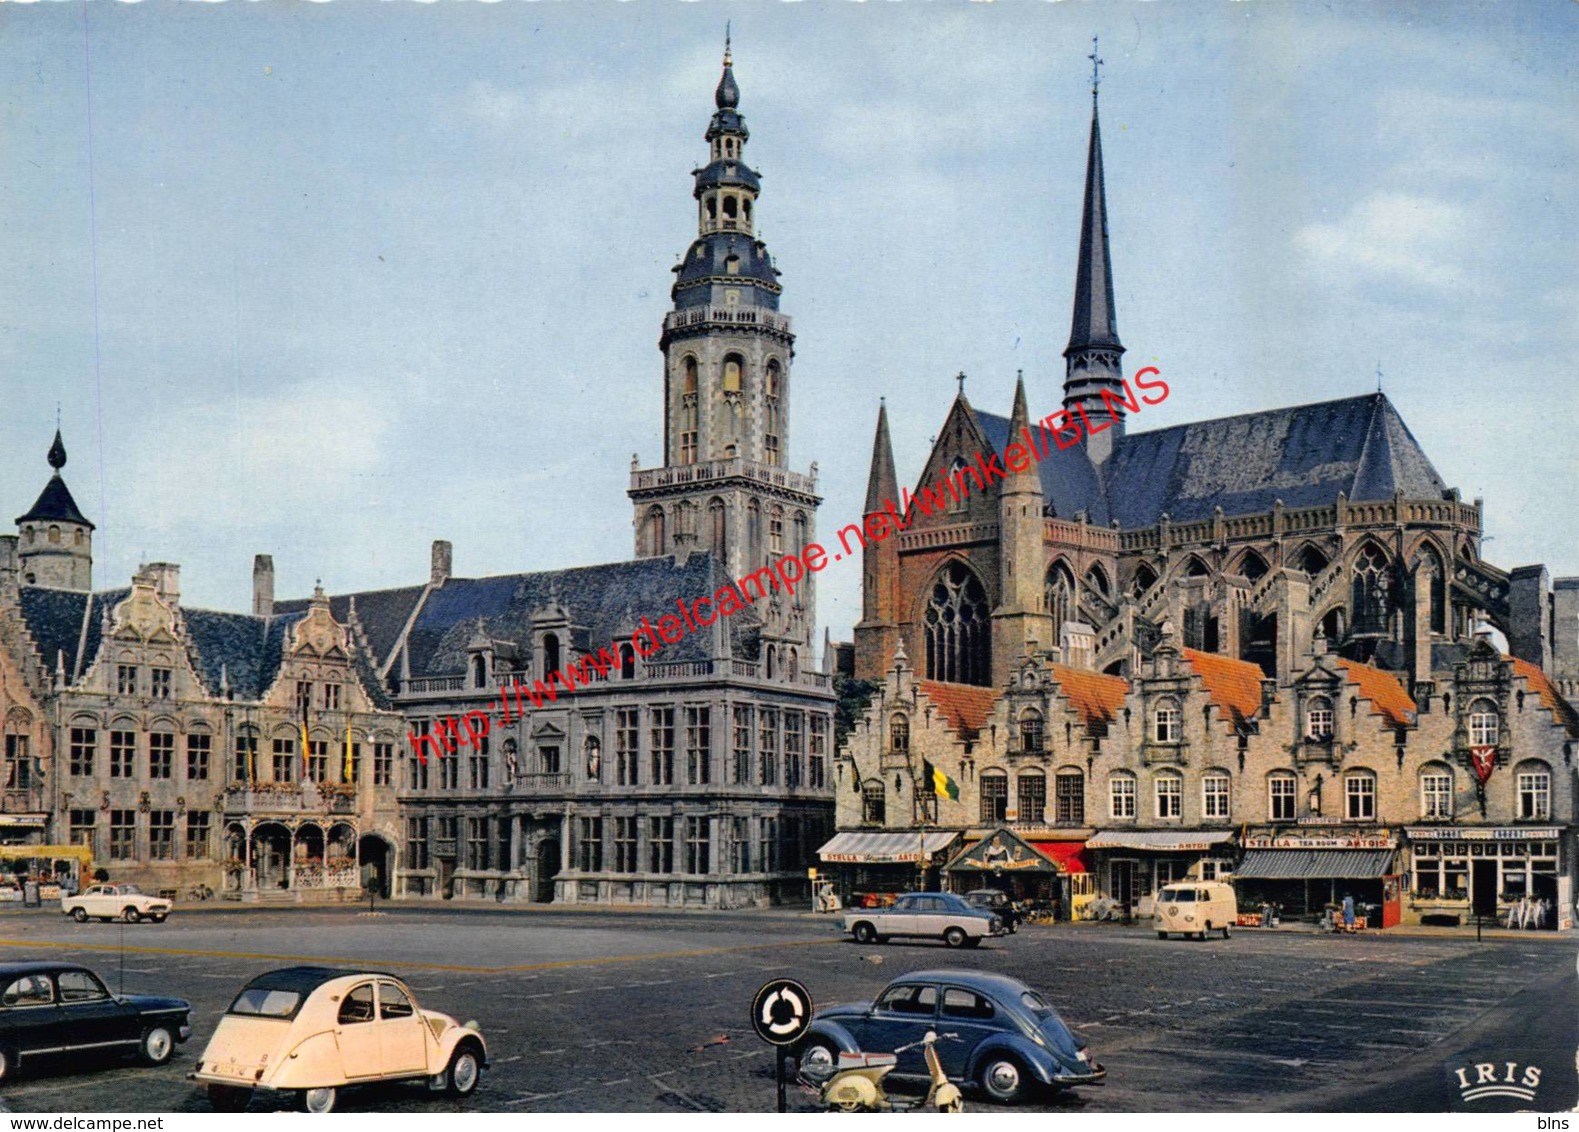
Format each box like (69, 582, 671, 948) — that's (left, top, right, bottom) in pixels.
(1181, 648, 1267, 728)
(1048, 664, 1130, 730)
(919, 681, 1001, 738)
(1335, 659, 1417, 727)
(1506, 656, 1579, 736)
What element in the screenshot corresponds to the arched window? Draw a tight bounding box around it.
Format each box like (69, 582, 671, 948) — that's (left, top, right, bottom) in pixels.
(1054, 769, 1084, 824)
(643, 506, 667, 558)
(766, 647, 776, 680)
(1344, 770, 1376, 821)
(1267, 771, 1297, 821)
(1306, 696, 1334, 741)
(1182, 555, 1211, 579)
(889, 714, 910, 752)
(765, 359, 783, 467)
(707, 498, 727, 557)
(1130, 563, 1159, 598)
(1109, 771, 1136, 819)
(769, 506, 784, 557)
(1044, 562, 1075, 643)
(1420, 764, 1453, 819)
(1202, 772, 1231, 819)
(619, 644, 636, 680)
(678, 392, 698, 466)
(1154, 771, 1183, 818)
(1468, 699, 1499, 747)
(792, 511, 808, 555)
(1236, 550, 1269, 583)
(542, 634, 561, 678)
(923, 562, 991, 686)
(48, 525, 61, 545)
(471, 655, 488, 689)
(980, 770, 1008, 823)
(1415, 545, 1447, 635)
(766, 359, 781, 398)
(723, 353, 743, 394)
(1296, 544, 1330, 575)
(1017, 769, 1046, 823)
(1352, 543, 1394, 634)
(862, 781, 886, 825)
(746, 499, 762, 567)
(1019, 708, 1044, 754)
(682, 356, 698, 395)
(3, 712, 33, 792)
(1152, 697, 1181, 743)
(1085, 563, 1111, 599)
(1516, 761, 1551, 820)
(787, 648, 799, 680)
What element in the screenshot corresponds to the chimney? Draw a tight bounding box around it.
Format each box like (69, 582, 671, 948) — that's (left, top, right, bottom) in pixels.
(431, 539, 452, 588)
(146, 562, 181, 605)
(253, 554, 275, 617)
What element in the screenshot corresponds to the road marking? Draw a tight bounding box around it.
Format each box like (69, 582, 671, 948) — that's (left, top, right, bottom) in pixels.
(0, 934, 837, 975)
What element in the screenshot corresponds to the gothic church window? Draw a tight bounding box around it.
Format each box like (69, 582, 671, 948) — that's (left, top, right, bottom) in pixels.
(1130, 563, 1159, 598)
(1085, 563, 1111, 598)
(1297, 544, 1331, 575)
(923, 562, 991, 687)
(1352, 543, 1394, 634)
(769, 506, 784, 556)
(709, 499, 727, 557)
(679, 358, 699, 465)
(747, 499, 762, 567)
(1418, 546, 1447, 634)
(765, 360, 782, 467)
(643, 506, 667, 558)
(1236, 550, 1269, 583)
(1045, 562, 1075, 645)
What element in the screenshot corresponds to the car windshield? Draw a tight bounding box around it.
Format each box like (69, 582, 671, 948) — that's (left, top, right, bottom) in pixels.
(1160, 888, 1195, 902)
(228, 988, 302, 1019)
(118, 884, 143, 895)
(1019, 989, 1066, 1025)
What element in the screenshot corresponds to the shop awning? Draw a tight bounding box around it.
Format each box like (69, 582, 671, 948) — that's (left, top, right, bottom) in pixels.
(1029, 841, 1089, 874)
(1233, 849, 1396, 880)
(818, 831, 959, 864)
(1086, 830, 1235, 852)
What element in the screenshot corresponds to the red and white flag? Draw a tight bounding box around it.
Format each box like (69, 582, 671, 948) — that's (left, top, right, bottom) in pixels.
(1470, 746, 1497, 784)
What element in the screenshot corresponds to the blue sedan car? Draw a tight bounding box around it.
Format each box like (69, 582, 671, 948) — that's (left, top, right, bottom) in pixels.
(795, 970, 1103, 1105)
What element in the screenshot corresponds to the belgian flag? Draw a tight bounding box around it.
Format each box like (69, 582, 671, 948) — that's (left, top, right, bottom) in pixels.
(922, 758, 960, 801)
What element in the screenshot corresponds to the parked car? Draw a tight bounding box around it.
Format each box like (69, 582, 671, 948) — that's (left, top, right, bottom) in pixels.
(843, 892, 1003, 948)
(961, 889, 1020, 932)
(62, 883, 172, 924)
(191, 967, 488, 1113)
(0, 961, 191, 1081)
(1155, 881, 1238, 940)
(795, 969, 1103, 1105)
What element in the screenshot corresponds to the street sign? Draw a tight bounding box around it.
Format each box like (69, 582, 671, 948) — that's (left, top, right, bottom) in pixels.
(751, 978, 813, 1046)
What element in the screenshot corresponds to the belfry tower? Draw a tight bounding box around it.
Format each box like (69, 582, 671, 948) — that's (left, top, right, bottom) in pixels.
(629, 36, 821, 649)
(15, 429, 94, 591)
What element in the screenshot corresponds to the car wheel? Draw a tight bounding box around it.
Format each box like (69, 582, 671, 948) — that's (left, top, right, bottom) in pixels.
(1156, 931, 1167, 940)
(139, 1025, 175, 1066)
(446, 1045, 482, 1097)
(963, 936, 983, 949)
(852, 921, 876, 944)
(207, 1085, 251, 1113)
(797, 1038, 839, 1079)
(944, 926, 968, 949)
(1221, 924, 1232, 940)
(122, 906, 141, 923)
(70, 908, 88, 923)
(150, 915, 167, 924)
(979, 1055, 1029, 1104)
(298, 1087, 337, 1113)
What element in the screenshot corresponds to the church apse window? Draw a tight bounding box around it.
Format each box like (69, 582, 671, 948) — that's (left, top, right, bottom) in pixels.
(1085, 563, 1111, 599)
(1418, 546, 1447, 635)
(1044, 562, 1075, 646)
(923, 563, 991, 686)
(1351, 543, 1395, 635)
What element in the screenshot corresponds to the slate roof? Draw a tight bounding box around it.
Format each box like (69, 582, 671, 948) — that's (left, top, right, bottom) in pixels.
(291, 553, 759, 681)
(16, 475, 94, 529)
(181, 608, 302, 701)
(970, 392, 1447, 529)
(1335, 658, 1418, 728)
(1181, 647, 1267, 729)
(15, 587, 93, 677)
(918, 680, 1000, 739)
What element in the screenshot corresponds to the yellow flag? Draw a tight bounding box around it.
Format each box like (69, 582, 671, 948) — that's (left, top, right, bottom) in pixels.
(299, 719, 310, 780)
(343, 716, 354, 784)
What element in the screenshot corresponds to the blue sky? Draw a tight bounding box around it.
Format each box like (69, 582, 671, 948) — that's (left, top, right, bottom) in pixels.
(1, 1, 1575, 644)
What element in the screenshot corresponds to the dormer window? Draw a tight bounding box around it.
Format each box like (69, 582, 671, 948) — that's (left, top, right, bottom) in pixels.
(1306, 696, 1334, 741)
(889, 714, 910, 753)
(1468, 700, 1499, 747)
(542, 633, 561, 678)
(1153, 698, 1181, 744)
(1019, 709, 1045, 754)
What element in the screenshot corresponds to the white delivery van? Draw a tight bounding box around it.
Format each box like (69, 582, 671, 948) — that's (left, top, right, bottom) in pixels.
(1155, 881, 1238, 940)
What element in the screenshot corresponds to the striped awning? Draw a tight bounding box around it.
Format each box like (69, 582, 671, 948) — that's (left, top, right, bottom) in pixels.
(1086, 830, 1235, 852)
(818, 831, 960, 864)
(1233, 849, 1396, 880)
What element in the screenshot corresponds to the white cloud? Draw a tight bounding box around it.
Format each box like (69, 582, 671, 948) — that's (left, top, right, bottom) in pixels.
(1295, 192, 1471, 290)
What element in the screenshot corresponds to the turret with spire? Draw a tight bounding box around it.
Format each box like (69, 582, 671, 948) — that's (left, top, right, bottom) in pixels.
(993, 374, 1052, 680)
(629, 32, 821, 653)
(1062, 38, 1127, 466)
(853, 400, 901, 678)
(15, 429, 94, 591)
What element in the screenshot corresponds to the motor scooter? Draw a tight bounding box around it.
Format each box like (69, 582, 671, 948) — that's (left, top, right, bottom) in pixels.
(800, 1030, 964, 1113)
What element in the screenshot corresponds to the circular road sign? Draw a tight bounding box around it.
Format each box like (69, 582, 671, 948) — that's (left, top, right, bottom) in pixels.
(751, 978, 813, 1046)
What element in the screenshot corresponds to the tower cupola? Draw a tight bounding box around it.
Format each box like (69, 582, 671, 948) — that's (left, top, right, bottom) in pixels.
(15, 428, 94, 591)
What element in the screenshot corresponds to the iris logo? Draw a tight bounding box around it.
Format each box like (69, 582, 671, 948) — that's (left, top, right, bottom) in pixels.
(1453, 1061, 1541, 1104)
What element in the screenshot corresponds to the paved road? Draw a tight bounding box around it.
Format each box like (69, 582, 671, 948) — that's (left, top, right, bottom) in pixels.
(0, 907, 1569, 1113)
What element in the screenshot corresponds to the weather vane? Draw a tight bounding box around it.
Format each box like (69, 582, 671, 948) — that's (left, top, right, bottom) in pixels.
(1089, 35, 1103, 101)
(724, 21, 732, 65)
(1376, 362, 1383, 393)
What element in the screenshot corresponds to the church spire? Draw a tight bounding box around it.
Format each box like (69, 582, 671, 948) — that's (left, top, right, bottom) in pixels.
(1062, 37, 1127, 463)
(864, 399, 898, 516)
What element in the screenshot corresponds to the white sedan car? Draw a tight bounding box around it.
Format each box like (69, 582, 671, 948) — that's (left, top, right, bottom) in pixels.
(62, 884, 172, 923)
(843, 892, 1003, 948)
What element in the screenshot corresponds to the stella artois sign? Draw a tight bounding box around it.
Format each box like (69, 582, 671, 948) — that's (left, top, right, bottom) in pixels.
(1470, 746, 1497, 784)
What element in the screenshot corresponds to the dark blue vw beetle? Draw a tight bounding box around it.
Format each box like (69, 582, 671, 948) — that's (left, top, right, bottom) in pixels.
(794, 969, 1103, 1105)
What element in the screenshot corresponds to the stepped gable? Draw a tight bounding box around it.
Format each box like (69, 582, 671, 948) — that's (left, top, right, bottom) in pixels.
(14, 587, 90, 676)
(1101, 393, 1446, 529)
(278, 586, 427, 673)
(1506, 656, 1579, 736)
(1335, 658, 1418, 727)
(1047, 663, 1129, 730)
(919, 681, 1000, 740)
(393, 553, 755, 679)
(1181, 647, 1266, 729)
